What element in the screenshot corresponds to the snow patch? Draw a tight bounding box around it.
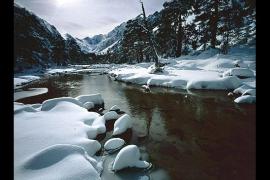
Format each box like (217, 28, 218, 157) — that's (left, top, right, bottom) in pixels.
(187, 76, 242, 90)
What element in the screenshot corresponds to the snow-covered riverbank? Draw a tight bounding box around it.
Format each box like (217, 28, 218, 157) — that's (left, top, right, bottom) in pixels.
(109, 45, 256, 104)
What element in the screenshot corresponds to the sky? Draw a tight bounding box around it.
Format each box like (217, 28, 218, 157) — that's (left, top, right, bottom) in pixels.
(15, 0, 166, 39)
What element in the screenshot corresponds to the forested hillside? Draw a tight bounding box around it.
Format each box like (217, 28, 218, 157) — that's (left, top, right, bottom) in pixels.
(104, 0, 255, 63)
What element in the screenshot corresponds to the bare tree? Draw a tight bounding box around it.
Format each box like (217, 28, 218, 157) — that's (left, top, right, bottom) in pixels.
(140, 0, 159, 68)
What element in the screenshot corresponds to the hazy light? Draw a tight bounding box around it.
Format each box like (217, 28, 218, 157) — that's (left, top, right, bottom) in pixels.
(15, 0, 166, 38)
(55, 0, 76, 7)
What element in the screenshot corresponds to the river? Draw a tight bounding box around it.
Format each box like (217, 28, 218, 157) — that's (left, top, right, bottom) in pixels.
(15, 74, 256, 180)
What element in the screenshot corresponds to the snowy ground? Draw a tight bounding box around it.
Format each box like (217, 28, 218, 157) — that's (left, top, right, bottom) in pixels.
(109, 45, 256, 104)
(14, 75, 41, 88)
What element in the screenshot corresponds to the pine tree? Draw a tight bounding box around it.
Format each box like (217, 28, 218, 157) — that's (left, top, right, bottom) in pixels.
(194, 0, 221, 49)
(157, 0, 193, 57)
(121, 18, 149, 63)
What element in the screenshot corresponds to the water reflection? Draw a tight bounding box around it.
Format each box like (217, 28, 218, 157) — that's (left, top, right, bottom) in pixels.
(17, 74, 255, 180)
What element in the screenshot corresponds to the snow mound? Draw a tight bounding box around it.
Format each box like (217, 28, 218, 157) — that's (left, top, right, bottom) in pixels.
(223, 68, 255, 78)
(113, 114, 133, 135)
(234, 95, 256, 104)
(41, 94, 104, 111)
(76, 94, 104, 106)
(112, 145, 150, 171)
(14, 98, 104, 180)
(23, 144, 97, 170)
(187, 76, 242, 90)
(41, 97, 84, 111)
(104, 138, 125, 151)
(103, 111, 119, 121)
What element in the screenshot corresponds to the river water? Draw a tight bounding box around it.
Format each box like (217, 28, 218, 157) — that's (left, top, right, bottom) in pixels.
(15, 74, 255, 180)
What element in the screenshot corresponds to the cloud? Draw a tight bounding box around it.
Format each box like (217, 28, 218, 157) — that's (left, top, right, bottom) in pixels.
(15, 0, 166, 38)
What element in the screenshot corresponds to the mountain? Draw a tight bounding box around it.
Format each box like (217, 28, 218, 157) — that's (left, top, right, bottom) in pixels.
(14, 0, 256, 70)
(84, 34, 105, 46)
(14, 3, 96, 72)
(14, 3, 68, 72)
(77, 22, 127, 54)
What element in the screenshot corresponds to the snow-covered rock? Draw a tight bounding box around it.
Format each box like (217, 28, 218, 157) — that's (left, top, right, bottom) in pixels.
(103, 111, 119, 121)
(234, 95, 256, 104)
(109, 105, 121, 112)
(104, 138, 125, 151)
(233, 84, 254, 94)
(83, 102, 95, 110)
(113, 114, 133, 135)
(242, 89, 256, 96)
(112, 145, 150, 171)
(223, 68, 255, 78)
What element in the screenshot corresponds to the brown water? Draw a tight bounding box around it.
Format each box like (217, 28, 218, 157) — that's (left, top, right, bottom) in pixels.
(15, 74, 256, 180)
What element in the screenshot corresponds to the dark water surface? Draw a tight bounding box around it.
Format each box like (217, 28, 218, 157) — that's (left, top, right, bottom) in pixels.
(16, 74, 255, 180)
